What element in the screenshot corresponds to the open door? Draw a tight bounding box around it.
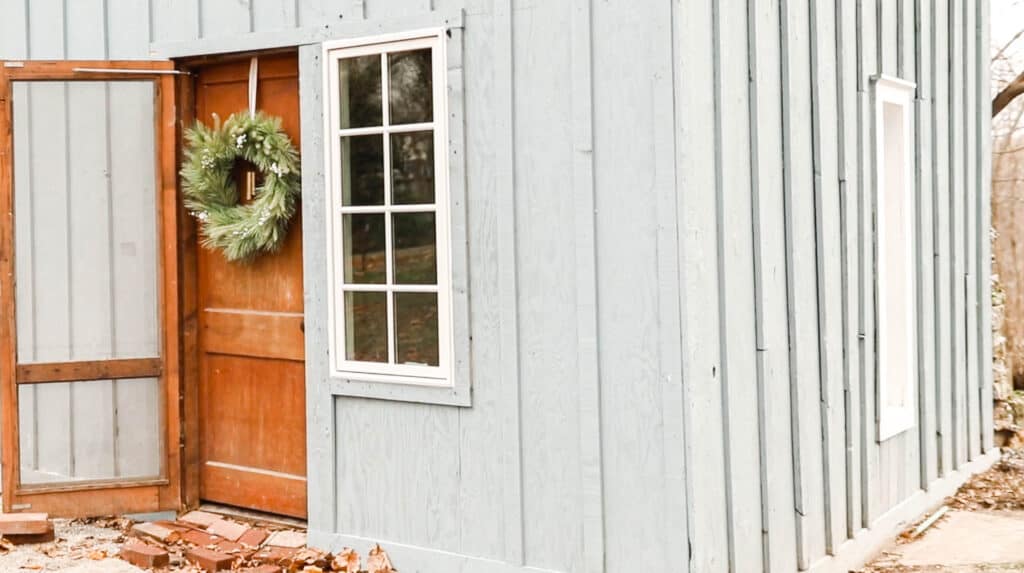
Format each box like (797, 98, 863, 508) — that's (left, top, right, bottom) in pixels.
(0, 61, 181, 517)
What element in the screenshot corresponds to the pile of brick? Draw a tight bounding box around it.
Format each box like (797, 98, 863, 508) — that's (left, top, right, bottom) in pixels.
(0, 513, 55, 546)
(120, 510, 395, 572)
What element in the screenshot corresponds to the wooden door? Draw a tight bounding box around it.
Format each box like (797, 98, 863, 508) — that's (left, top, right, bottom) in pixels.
(192, 54, 307, 519)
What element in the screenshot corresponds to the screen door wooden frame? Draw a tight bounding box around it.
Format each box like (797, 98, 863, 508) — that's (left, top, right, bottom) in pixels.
(0, 60, 182, 516)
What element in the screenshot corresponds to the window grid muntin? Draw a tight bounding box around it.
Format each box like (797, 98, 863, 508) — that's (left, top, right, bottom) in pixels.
(327, 31, 451, 384)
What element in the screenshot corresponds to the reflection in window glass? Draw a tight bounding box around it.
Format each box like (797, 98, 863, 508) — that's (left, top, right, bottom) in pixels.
(392, 212, 436, 284)
(339, 55, 382, 129)
(341, 135, 385, 206)
(394, 292, 439, 366)
(391, 131, 435, 204)
(389, 49, 433, 124)
(342, 214, 386, 284)
(345, 291, 388, 362)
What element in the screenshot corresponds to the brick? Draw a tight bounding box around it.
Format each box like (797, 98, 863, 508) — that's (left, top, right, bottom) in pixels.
(130, 521, 181, 544)
(180, 510, 221, 528)
(120, 541, 170, 569)
(238, 527, 269, 548)
(6, 527, 55, 545)
(0, 513, 49, 535)
(185, 546, 236, 571)
(206, 518, 249, 542)
(183, 529, 219, 548)
(153, 520, 193, 532)
(265, 530, 306, 548)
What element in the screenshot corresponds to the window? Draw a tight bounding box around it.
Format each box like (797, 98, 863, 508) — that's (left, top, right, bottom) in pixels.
(324, 30, 452, 387)
(874, 75, 917, 441)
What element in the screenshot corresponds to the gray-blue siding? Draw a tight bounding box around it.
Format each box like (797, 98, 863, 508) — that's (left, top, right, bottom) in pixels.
(0, 0, 994, 572)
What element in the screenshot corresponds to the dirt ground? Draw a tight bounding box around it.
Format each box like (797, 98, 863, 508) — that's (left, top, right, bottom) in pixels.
(860, 449, 1024, 573)
(0, 517, 147, 572)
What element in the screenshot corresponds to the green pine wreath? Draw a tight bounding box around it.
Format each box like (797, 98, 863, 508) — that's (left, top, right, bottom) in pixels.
(181, 112, 301, 262)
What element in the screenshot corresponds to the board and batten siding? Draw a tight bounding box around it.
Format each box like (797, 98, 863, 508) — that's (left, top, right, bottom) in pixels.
(0, 0, 994, 572)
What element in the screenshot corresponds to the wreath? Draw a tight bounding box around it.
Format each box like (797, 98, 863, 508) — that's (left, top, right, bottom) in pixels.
(181, 112, 301, 262)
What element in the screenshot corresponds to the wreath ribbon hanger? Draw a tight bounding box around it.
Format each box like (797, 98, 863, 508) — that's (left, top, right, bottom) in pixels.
(248, 56, 258, 118)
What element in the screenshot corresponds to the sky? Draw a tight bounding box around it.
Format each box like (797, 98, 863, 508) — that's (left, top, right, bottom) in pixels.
(994, 0, 1024, 61)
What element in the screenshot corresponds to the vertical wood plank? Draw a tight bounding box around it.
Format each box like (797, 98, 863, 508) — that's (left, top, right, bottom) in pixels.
(749, 0, 799, 569)
(0, 0, 29, 58)
(252, 0, 299, 32)
(511, 0, 582, 565)
(569, 1, 603, 572)
(654, 0, 689, 567)
(25, 81, 73, 481)
(27, 0, 65, 59)
(591, 0, 677, 570)
(149, 0, 200, 44)
(947, 0, 967, 469)
(962, 0, 980, 462)
(837, 0, 864, 538)
(0, 66, 17, 504)
(977, 0, 994, 453)
(879, 0, 898, 75)
(782, 0, 827, 564)
(857, 0, 879, 525)
(492, 0, 524, 565)
(110, 80, 161, 476)
(676, 0, 729, 570)
(64, 0, 106, 59)
(67, 81, 115, 479)
(298, 41, 335, 537)
(107, 0, 151, 58)
(200, 0, 253, 37)
(712, 0, 763, 568)
(453, 12, 516, 561)
(297, 0, 358, 25)
(931, 0, 953, 478)
(114, 377, 161, 477)
(915, 0, 939, 487)
(810, 0, 847, 554)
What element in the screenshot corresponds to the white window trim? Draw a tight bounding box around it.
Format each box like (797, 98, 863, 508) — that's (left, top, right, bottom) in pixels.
(322, 28, 455, 389)
(873, 74, 917, 442)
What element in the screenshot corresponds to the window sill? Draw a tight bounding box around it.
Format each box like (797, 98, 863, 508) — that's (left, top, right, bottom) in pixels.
(326, 373, 471, 407)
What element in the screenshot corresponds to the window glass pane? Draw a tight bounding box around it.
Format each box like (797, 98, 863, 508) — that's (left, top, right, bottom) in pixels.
(342, 214, 386, 284)
(341, 134, 385, 206)
(393, 212, 437, 284)
(391, 131, 435, 204)
(394, 292, 439, 366)
(388, 49, 433, 124)
(345, 291, 388, 363)
(339, 55, 382, 129)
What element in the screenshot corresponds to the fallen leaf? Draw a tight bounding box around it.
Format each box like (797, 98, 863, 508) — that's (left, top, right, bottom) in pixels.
(366, 544, 395, 573)
(331, 547, 360, 573)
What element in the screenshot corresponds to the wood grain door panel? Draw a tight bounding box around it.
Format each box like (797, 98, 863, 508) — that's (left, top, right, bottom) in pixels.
(194, 53, 307, 519)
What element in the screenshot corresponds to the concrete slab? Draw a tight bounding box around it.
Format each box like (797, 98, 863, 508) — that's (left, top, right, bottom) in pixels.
(898, 510, 1024, 567)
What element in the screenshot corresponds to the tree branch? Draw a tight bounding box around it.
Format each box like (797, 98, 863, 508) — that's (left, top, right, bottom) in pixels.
(993, 69, 1024, 118)
(995, 28, 1024, 63)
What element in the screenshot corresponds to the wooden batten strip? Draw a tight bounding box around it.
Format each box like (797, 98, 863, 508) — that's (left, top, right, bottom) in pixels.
(16, 358, 163, 384)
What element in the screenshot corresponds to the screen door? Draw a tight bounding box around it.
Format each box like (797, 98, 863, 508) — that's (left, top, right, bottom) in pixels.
(0, 61, 181, 516)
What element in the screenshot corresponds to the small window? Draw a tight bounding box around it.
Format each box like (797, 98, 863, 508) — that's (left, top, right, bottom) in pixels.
(324, 30, 452, 387)
(874, 75, 917, 441)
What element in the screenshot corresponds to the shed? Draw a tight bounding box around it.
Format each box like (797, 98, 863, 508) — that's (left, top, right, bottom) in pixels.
(0, 1, 994, 572)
